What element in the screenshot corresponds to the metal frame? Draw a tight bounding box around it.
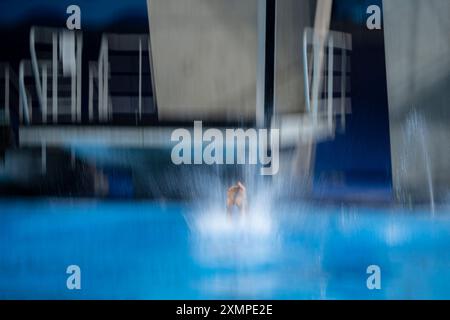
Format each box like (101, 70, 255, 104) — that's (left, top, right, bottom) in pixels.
(20, 27, 83, 125)
(92, 33, 151, 123)
(303, 28, 351, 133)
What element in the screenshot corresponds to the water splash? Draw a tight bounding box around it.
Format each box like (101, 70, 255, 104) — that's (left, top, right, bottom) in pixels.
(400, 110, 435, 214)
(184, 184, 280, 269)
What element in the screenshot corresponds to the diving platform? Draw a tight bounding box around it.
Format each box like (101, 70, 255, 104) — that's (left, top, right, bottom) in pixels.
(19, 126, 174, 148)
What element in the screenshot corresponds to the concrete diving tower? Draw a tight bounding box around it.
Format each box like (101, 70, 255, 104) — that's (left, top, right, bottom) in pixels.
(147, 0, 350, 179)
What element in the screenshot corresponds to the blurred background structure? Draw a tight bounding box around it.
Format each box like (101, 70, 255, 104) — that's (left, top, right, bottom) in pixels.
(1, 0, 447, 206)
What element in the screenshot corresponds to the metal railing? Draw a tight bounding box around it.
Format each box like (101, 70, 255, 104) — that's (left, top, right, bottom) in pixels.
(19, 27, 83, 125)
(92, 33, 153, 123)
(17, 28, 155, 126)
(303, 28, 352, 134)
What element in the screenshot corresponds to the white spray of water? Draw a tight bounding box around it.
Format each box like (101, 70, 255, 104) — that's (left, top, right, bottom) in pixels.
(184, 189, 280, 268)
(194, 207, 273, 237)
(402, 111, 435, 214)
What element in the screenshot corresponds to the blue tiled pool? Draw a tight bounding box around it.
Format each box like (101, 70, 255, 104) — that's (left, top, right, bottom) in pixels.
(0, 200, 449, 299)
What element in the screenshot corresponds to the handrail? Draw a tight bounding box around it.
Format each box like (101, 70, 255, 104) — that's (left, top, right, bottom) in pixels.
(340, 46, 347, 130)
(19, 61, 31, 124)
(327, 35, 334, 132)
(98, 35, 109, 122)
(303, 30, 334, 129)
(303, 29, 350, 135)
(30, 27, 45, 113)
(96, 34, 149, 123)
(139, 38, 143, 121)
(52, 32, 58, 124)
(303, 30, 311, 113)
(29, 27, 83, 125)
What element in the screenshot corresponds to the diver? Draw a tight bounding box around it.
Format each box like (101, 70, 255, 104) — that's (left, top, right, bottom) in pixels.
(226, 182, 248, 216)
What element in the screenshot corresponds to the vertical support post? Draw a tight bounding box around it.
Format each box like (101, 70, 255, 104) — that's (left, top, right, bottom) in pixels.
(256, 0, 267, 128)
(76, 33, 82, 123)
(311, 0, 333, 126)
(52, 32, 58, 124)
(30, 28, 45, 112)
(104, 38, 109, 121)
(98, 36, 109, 122)
(5, 66, 9, 125)
(71, 60, 76, 123)
(303, 30, 311, 113)
(98, 45, 104, 122)
(264, 0, 276, 128)
(147, 35, 158, 113)
(88, 63, 93, 122)
(19, 72, 23, 124)
(19, 61, 30, 124)
(340, 46, 347, 130)
(42, 64, 47, 124)
(311, 33, 321, 125)
(327, 35, 334, 131)
(138, 38, 143, 122)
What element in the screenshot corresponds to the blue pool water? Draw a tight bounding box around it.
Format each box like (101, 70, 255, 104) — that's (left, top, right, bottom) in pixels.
(0, 199, 449, 299)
